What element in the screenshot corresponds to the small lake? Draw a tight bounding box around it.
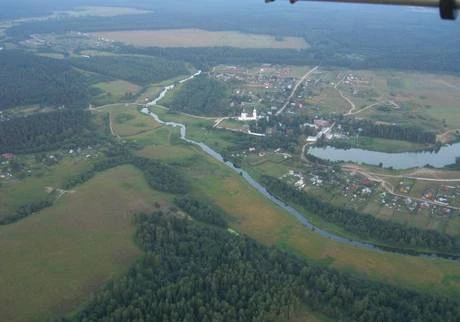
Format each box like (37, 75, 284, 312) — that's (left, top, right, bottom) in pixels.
(307, 143, 460, 169)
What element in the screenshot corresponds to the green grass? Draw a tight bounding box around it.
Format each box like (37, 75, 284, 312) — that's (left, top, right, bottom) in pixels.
(106, 104, 161, 137)
(0, 165, 173, 322)
(177, 153, 460, 297)
(0, 157, 93, 219)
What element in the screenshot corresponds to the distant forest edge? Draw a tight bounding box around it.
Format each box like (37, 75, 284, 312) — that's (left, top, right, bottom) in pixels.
(0, 51, 188, 110)
(5, 6, 460, 75)
(69, 55, 188, 86)
(0, 51, 97, 110)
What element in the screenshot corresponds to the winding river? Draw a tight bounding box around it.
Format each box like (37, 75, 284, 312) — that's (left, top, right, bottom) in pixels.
(143, 73, 459, 261)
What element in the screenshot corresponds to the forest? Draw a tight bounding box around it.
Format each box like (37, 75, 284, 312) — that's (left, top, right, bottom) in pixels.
(6, 1, 460, 75)
(165, 75, 231, 116)
(260, 176, 460, 255)
(0, 200, 52, 225)
(0, 51, 97, 110)
(70, 55, 188, 86)
(174, 196, 228, 228)
(0, 110, 102, 154)
(338, 119, 436, 144)
(64, 153, 188, 194)
(67, 211, 460, 322)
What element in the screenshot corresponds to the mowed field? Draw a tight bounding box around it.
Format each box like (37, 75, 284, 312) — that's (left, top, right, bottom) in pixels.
(0, 165, 172, 322)
(108, 104, 161, 137)
(91, 29, 309, 49)
(0, 157, 93, 219)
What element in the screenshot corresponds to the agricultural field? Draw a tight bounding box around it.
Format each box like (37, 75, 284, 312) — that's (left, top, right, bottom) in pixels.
(91, 29, 310, 49)
(93, 80, 141, 104)
(106, 104, 160, 137)
(0, 156, 95, 219)
(0, 165, 172, 322)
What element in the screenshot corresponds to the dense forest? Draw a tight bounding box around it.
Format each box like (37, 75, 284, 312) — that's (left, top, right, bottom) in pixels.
(261, 176, 460, 255)
(165, 75, 231, 116)
(0, 51, 96, 110)
(0, 110, 102, 154)
(174, 196, 228, 228)
(67, 211, 460, 322)
(338, 119, 437, 144)
(0, 200, 52, 225)
(64, 154, 188, 194)
(6, 0, 460, 75)
(70, 55, 188, 86)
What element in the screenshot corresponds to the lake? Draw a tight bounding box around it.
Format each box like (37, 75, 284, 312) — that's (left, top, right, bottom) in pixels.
(307, 143, 460, 169)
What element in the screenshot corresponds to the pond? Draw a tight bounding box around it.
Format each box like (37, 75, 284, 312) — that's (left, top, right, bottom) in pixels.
(307, 143, 460, 169)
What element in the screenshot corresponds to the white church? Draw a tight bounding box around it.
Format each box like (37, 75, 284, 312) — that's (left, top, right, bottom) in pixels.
(238, 108, 259, 121)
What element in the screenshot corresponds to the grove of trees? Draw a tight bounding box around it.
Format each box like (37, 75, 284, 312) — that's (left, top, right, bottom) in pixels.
(0, 51, 96, 109)
(261, 175, 460, 255)
(67, 211, 460, 322)
(0, 110, 99, 154)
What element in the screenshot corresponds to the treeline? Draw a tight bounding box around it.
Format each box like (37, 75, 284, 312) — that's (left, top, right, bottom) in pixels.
(0, 110, 101, 154)
(174, 196, 228, 228)
(0, 50, 96, 110)
(0, 200, 52, 225)
(261, 176, 460, 255)
(67, 212, 460, 322)
(165, 75, 231, 116)
(64, 154, 187, 194)
(119, 46, 314, 70)
(70, 55, 188, 86)
(339, 119, 436, 144)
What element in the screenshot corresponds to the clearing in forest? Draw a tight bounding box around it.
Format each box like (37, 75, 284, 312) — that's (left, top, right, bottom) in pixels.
(91, 29, 309, 49)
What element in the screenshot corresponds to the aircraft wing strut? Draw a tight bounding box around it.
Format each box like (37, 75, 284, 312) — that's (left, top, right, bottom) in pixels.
(265, 0, 458, 20)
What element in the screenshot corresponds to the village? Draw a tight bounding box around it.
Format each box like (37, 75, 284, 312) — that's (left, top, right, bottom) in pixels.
(0, 147, 100, 183)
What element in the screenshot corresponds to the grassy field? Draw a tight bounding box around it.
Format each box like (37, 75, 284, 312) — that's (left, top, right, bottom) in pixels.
(91, 29, 309, 49)
(106, 104, 161, 137)
(180, 154, 460, 297)
(0, 157, 93, 219)
(0, 165, 172, 322)
(94, 80, 141, 98)
(304, 68, 460, 132)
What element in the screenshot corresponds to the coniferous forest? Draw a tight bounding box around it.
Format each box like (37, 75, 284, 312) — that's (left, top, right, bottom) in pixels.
(0, 110, 99, 154)
(67, 211, 460, 322)
(261, 176, 460, 255)
(0, 51, 95, 110)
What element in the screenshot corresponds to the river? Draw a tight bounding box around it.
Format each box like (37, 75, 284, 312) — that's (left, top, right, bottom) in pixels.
(308, 143, 460, 169)
(143, 73, 459, 261)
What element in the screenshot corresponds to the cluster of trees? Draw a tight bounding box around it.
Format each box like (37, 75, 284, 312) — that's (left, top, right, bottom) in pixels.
(64, 154, 187, 194)
(70, 55, 188, 86)
(0, 51, 96, 109)
(165, 75, 231, 116)
(339, 119, 436, 144)
(0, 200, 52, 225)
(261, 176, 460, 255)
(174, 196, 228, 228)
(0, 110, 100, 154)
(68, 211, 460, 322)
